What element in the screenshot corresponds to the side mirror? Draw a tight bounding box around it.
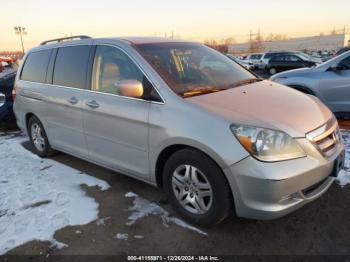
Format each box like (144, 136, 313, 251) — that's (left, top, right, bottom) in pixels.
(114, 80, 144, 98)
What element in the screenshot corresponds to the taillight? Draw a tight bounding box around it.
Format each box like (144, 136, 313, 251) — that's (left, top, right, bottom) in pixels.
(12, 88, 16, 101)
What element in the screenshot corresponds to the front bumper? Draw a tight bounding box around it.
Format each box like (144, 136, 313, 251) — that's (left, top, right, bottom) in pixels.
(224, 137, 345, 220)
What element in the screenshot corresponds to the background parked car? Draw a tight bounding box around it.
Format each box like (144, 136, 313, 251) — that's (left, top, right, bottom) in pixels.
(335, 46, 350, 56)
(0, 57, 13, 68)
(0, 70, 16, 121)
(267, 53, 319, 75)
(245, 53, 263, 68)
(270, 51, 350, 117)
(259, 52, 292, 70)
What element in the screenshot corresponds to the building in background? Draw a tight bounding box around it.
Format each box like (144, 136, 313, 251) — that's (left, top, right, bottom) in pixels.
(228, 33, 350, 54)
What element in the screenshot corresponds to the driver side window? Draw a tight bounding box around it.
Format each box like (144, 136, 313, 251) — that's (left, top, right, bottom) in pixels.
(340, 56, 350, 70)
(92, 46, 143, 96)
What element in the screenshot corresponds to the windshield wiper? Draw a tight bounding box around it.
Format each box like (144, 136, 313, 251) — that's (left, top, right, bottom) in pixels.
(180, 78, 263, 98)
(181, 88, 223, 98)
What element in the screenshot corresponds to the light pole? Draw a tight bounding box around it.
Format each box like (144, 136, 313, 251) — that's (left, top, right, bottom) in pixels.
(14, 26, 27, 54)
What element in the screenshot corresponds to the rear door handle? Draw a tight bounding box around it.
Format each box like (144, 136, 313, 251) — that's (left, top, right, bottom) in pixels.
(67, 97, 78, 105)
(86, 100, 100, 109)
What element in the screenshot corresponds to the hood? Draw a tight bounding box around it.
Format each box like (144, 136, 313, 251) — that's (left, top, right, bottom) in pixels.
(187, 80, 333, 138)
(270, 67, 319, 80)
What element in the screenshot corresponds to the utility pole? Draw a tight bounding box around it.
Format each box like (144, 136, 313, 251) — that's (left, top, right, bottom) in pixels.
(248, 30, 260, 53)
(14, 26, 27, 54)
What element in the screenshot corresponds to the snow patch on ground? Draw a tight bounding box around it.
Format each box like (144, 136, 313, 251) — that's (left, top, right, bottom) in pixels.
(95, 216, 111, 226)
(337, 130, 350, 187)
(114, 233, 128, 240)
(125, 192, 207, 236)
(0, 134, 110, 255)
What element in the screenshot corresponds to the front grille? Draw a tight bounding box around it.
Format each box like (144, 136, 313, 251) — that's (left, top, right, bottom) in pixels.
(306, 118, 341, 158)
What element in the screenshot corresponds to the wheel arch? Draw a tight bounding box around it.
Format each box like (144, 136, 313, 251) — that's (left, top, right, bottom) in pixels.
(288, 85, 316, 95)
(25, 112, 37, 131)
(154, 142, 228, 189)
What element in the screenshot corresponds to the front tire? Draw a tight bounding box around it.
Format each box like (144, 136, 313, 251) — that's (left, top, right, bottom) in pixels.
(269, 67, 277, 75)
(28, 116, 55, 157)
(163, 148, 232, 227)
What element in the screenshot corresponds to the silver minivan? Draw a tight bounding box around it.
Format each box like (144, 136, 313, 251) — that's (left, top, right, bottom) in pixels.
(14, 36, 345, 226)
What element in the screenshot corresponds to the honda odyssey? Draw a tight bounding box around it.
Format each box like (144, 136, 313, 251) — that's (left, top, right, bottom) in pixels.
(13, 36, 345, 226)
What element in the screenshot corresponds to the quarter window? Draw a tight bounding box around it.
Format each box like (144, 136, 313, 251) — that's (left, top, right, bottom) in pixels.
(53, 46, 91, 89)
(20, 50, 52, 83)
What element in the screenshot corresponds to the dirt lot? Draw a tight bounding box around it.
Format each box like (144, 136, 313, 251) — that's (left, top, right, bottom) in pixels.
(1, 120, 350, 257)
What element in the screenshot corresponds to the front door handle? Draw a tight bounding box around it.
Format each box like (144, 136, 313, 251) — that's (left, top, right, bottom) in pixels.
(67, 97, 78, 105)
(86, 100, 100, 109)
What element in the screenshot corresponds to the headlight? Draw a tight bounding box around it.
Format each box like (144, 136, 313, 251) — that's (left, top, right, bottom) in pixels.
(230, 124, 306, 162)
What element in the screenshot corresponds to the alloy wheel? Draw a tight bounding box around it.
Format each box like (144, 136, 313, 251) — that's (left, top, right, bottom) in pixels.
(31, 123, 46, 152)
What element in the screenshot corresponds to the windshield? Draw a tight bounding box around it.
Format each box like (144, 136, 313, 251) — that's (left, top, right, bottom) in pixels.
(135, 43, 256, 98)
(250, 54, 262, 59)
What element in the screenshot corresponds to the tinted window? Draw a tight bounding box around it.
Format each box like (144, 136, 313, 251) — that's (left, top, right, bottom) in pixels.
(336, 47, 350, 56)
(340, 56, 350, 69)
(271, 55, 285, 62)
(21, 50, 52, 83)
(53, 46, 90, 89)
(264, 53, 274, 59)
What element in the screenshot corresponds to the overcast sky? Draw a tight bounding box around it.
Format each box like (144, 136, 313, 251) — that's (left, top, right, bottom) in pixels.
(1, 0, 349, 51)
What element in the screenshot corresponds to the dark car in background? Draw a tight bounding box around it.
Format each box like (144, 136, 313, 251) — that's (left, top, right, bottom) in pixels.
(335, 46, 350, 56)
(0, 70, 17, 121)
(267, 53, 319, 75)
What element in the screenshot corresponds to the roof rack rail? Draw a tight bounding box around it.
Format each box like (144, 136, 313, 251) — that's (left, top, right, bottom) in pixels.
(40, 35, 92, 45)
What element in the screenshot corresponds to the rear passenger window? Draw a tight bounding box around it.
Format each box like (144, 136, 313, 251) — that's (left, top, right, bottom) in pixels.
(21, 50, 52, 83)
(53, 46, 90, 89)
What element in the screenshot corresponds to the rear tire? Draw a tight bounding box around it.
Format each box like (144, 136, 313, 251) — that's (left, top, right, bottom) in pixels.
(163, 148, 232, 227)
(28, 116, 55, 157)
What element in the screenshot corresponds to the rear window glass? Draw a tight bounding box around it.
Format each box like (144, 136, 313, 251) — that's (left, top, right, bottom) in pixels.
(53, 46, 90, 89)
(20, 50, 52, 83)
